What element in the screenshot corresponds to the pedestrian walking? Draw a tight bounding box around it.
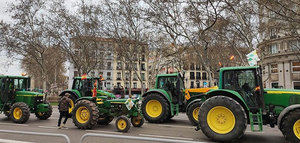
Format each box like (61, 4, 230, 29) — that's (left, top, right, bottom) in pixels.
(57, 93, 71, 129)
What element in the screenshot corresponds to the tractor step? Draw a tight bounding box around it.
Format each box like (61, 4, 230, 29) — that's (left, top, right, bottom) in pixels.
(249, 109, 263, 132)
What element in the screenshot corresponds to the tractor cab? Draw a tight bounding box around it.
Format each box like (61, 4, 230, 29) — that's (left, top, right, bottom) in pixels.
(220, 66, 264, 110)
(155, 73, 185, 105)
(0, 76, 31, 103)
(72, 77, 102, 97)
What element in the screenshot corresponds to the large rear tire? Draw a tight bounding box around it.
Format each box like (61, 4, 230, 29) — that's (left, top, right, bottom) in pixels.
(141, 93, 170, 123)
(35, 102, 53, 120)
(198, 96, 247, 142)
(10, 102, 30, 124)
(281, 108, 300, 143)
(187, 101, 202, 126)
(72, 100, 99, 129)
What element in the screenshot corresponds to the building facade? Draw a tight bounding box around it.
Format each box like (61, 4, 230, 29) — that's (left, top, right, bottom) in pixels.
(68, 37, 149, 92)
(258, 1, 300, 89)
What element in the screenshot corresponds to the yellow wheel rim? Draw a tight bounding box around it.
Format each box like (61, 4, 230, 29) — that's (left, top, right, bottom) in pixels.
(13, 107, 22, 120)
(75, 106, 90, 124)
(69, 100, 74, 113)
(145, 100, 162, 118)
(193, 107, 200, 121)
(207, 106, 235, 134)
(293, 119, 300, 139)
(117, 119, 127, 130)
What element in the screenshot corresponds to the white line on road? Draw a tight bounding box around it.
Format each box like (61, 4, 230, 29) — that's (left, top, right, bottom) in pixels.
(139, 133, 194, 141)
(38, 126, 58, 129)
(0, 123, 29, 127)
(86, 130, 123, 135)
(156, 124, 195, 129)
(0, 139, 34, 143)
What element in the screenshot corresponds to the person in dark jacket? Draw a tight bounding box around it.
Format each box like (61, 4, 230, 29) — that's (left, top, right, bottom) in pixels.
(57, 93, 72, 129)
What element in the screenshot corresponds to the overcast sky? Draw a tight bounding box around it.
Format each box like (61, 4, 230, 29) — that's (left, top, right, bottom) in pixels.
(0, 0, 81, 76)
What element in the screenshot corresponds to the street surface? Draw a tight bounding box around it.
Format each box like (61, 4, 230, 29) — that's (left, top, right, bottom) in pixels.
(0, 107, 285, 143)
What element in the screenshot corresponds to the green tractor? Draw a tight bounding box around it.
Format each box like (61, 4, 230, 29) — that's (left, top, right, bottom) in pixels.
(197, 66, 300, 142)
(0, 76, 52, 123)
(72, 96, 144, 132)
(141, 73, 210, 125)
(59, 77, 116, 113)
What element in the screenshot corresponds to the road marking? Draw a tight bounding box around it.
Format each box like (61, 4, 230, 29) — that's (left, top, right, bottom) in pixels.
(0, 139, 34, 143)
(156, 124, 195, 129)
(38, 126, 58, 129)
(86, 130, 123, 135)
(139, 134, 194, 141)
(0, 123, 29, 127)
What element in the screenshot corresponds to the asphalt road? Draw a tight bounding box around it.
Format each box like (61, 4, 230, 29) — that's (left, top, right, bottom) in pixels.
(0, 107, 286, 143)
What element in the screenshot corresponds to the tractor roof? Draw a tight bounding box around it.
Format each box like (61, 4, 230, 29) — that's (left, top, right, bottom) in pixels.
(157, 73, 180, 77)
(0, 75, 29, 79)
(220, 66, 259, 72)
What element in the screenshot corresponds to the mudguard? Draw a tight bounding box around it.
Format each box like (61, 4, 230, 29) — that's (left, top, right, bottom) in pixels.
(206, 89, 250, 111)
(186, 99, 203, 112)
(277, 104, 300, 130)
(59, 90, 80, 99)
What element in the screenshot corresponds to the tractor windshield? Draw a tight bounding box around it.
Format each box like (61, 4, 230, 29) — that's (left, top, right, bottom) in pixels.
(13, 78, 30, 91)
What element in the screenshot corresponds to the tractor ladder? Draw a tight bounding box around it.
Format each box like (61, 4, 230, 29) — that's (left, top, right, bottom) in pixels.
(249, 109, 263, 132)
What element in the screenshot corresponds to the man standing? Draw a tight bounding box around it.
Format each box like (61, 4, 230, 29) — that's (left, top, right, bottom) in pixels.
(57, 93, 71, 129)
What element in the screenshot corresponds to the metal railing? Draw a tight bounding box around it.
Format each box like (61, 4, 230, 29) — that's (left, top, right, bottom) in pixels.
(0, 129, 70, 143)
(80, 133, 209, 143)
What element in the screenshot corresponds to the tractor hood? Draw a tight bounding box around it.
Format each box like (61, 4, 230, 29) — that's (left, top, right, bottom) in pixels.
(264, 88, 300, 108)
(16, 91, 44, 97)
(97, 90, 116, 98)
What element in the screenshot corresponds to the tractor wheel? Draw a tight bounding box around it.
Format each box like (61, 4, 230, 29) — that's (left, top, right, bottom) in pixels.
(198, 96, 247, 142)
(281, 108, 300, 143)
(72, 100, 99, 129)
(187, 101, 202, 126)
(68, 95, 76, 114)
(98, 115, 114, 125)
(115, 116, 131, 132)
(35, 102, 53, 120)
(141, 93, 170, 123)
(131, 115, 144, 127)
(4, 110, 10, 118)
(10, 102, 30, 124)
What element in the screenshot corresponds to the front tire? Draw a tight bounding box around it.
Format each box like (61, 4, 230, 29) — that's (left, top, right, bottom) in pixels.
(198, 96, 247, 142)
(35, 102, 53, 120)
(281, 108, 300, 143)
(116, 116, 131, 132)
(187, 101, 202, 126)
(141, 94, 170, 123)
(10, 102, 30, 124)
(72, 100, 99, 129)
(131, 116, 144, 127)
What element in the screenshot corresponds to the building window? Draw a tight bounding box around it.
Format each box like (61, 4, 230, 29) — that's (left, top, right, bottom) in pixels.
(134, 63, 137, 70)
(190, 81, 194, 88)
(270, 64, 278, 73)
(196, 64, 201, 70)
(271, 82, 279, 88)
(190, 63, 195, 70)
(292, 62, 300, 73)
(107, 72, 111, 80)
(117, 62, 122, 70)
(270, 44, 278, 54)
(133, 82, 137, 88)
(293, 82, 300, 90)
(270, 28, 277, 39)
(125, 72, 129, 80)
(141, 73, 145, 81)
(117, 72, 121, 80)
(141, 55, 145, 61)
(196, 82, 200, 88)
(141, 63, 146, 71)
(133, 73, 138, 81)
(106, 82, 111, 90)
(190, 72, 195, 79)
(202, 72, 207, 80)
(107, 62, 112, 70)
(125, 82, 129, 89)
(290, 40, 300, 51)
(117, 82, 121, 87)
(196, 72, 201, 79)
